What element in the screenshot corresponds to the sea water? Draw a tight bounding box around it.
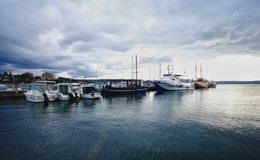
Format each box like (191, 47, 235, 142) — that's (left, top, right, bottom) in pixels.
(0, 85, 259, 160)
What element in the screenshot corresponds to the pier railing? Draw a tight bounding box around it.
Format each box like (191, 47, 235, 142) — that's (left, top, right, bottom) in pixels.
(0, 84, 28, 98)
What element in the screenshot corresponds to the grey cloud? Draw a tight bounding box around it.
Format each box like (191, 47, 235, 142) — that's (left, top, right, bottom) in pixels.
(59, 33, 101, 48)
(140, 56, 172, 65)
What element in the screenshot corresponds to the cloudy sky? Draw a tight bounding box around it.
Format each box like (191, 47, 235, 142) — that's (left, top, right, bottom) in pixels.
(1, 0, 260, 81)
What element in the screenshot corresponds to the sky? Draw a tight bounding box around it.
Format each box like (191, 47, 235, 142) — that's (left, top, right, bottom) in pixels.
(0, 0, 260, 81)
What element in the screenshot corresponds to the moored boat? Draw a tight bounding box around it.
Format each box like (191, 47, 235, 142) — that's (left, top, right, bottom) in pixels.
(193, 78, 209, 89)
(80, 86, 101, 99)
(24, 84, 56, 103)
(154, 73, 194, 92)
(193, 62, 209, 89)
(208, 81, 217, 88)
(52, 83, 80, 101)
(102, 79, 147, 95)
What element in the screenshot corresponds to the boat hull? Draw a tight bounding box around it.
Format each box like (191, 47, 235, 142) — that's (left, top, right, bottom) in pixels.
(81, 92, 101, 100)
(56, 92, 79, 101)
(208, 82, 217, 88)
(154, 82, 194, 92)
(103, 87, 147, 95)
(208, 84, 217, 88)
(194, 83, 209, 89)
(24, 93, 56, 103)
(56, 93, 70, 101)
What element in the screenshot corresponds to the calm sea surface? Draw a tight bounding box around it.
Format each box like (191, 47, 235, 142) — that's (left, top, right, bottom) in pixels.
(0, 84, 259, 160)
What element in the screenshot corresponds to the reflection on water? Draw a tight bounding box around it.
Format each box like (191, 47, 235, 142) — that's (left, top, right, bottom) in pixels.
(0, 85, 260, 160)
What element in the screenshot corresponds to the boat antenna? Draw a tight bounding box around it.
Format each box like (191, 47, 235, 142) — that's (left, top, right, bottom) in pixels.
(149, 65, 150, 80)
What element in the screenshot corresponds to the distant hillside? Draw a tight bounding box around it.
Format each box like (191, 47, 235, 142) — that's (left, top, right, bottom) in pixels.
(217, 81, 260, 84)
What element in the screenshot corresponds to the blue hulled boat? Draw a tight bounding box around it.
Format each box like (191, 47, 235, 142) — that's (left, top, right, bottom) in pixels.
(208, 81, 217, 88)
(102, 79, 147, 95)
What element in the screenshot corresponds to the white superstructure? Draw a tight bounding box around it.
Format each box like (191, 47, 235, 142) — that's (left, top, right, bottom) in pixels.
(52, 83, 80, 101)
(154, 74, 194, 91)
(80, 85, 101, 100)
(24, 84, 56, 103)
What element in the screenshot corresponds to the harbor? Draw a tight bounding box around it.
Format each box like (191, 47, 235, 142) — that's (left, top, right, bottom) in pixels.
(0, 84, 259, 160)
(1, 0, 260, 159)
(0, 56, 217, 101)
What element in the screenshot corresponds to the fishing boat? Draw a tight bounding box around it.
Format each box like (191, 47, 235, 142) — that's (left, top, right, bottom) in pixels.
(154, 73, 194, 92)
(102, 79, 147, 95)
(52, 83, 80, 101)
(193, 78, 209, 89)
(103, 55, 147, 95)
(24, 84, 56, 103)
(208, 74, 217, 88)
(208, 81, 217, 88)
(80, 86, 101, 99)
(193, 62, 209, 89)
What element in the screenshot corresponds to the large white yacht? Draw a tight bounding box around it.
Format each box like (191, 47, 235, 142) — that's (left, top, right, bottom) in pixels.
(153, 73, 194, 92)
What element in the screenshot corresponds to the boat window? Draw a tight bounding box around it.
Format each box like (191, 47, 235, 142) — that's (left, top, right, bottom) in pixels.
(83, 87, 96, 93)
(29, 85, 46, 90)
(59, 86, 68, 94)
(120, 81, 127, 88)
(137, 81, 140, 86)
(40, 85, 47, 90)
(141, 80, 144, 86)
(53, 86, 57, 90)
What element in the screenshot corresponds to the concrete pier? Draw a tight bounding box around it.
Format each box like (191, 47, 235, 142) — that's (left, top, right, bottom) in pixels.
(0, 84, 27, 98)
(0, 90, 25, 98)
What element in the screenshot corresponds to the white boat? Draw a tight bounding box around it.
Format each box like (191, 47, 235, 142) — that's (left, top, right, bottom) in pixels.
(80, 86, 101, 100)
(24, 84, 56, 103)
(52, 83, 80, 101)
(153, 73, 194, 92)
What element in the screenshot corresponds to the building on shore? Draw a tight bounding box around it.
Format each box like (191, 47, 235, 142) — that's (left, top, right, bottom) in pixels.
(0, 71, 14, 84)
(42, 72, 55, 80)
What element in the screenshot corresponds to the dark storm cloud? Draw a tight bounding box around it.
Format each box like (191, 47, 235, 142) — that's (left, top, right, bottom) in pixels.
(1, 0, 260, 78)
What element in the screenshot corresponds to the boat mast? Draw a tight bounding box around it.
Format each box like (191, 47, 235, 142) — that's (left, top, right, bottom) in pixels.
(136, 55, 137, 80)
(195, 60, 197, 79)
(200, 63, 202, 78)
(159, 63, 162, 79)
(149, 65, 150, 80)
(131, 55, 133, 79)
(95, 70, 97, 85)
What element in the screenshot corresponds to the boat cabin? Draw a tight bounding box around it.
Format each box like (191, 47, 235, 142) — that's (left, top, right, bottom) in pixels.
(82, 86, 97, 93)
(106, 79, 145, 88)
(53, 83, 80, 95)
(28, 84, 47, 91)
